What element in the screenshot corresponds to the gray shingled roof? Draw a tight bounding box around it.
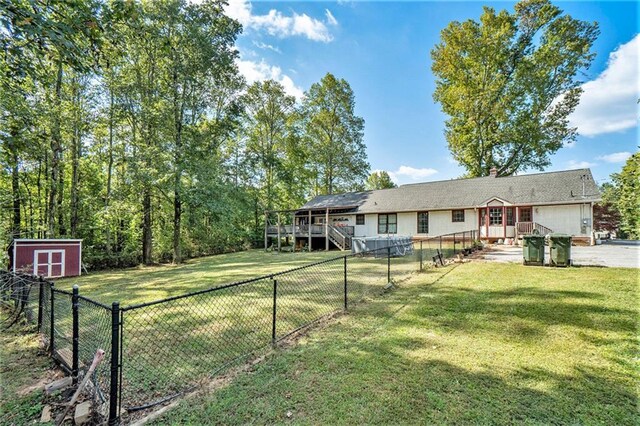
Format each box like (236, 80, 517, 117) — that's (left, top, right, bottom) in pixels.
(299, 169, 601, 213)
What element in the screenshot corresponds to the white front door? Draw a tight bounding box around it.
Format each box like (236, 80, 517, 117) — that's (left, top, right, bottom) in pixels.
(33, 250, 65, 278)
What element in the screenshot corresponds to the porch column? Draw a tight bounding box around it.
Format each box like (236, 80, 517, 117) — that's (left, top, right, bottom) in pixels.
(325, 208, 329, 251)
(590, 202, 595, 246)
(277, 213, 281, 252)
(502, 206, 506, 239)
(308, 210, 312, 251)
(485, 208, 489, 240)
(515, 206, 519, 244)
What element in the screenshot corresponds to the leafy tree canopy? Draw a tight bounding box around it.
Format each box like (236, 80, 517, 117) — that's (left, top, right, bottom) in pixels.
(431, 0, 599, 177)
(303, 73, 369, 195)
(366, 171, 397, 190)
(605, 153, 640, 239)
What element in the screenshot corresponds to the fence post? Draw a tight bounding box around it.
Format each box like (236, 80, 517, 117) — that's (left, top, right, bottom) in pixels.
(109, 302, 120, 425)
(50, 283, 55, 354)
(72, 285, 79, 385)
(387, 247, 391, 284)
(271, 278, 277, 346)
(420, 241, 423, 271)
(37, 277, 44, 331)
(453, 233, 457, 255)
(463, 232, 466, 250)
(343, 256, 348, 310)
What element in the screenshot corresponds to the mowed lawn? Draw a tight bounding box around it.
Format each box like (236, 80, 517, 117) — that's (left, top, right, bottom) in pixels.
(153, 262, 639, 425)
(57, 249, 338, 305)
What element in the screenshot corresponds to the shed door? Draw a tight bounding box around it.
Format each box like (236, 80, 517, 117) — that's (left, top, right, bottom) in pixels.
(33, 250, 65, 278)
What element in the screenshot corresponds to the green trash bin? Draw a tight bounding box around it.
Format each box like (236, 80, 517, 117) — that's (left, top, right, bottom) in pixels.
(549, 233, 572, 267)
(523, 235, 545, 266)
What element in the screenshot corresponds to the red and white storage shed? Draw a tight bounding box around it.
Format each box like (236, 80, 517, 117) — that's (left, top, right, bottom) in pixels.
(9, 239, 82, 278)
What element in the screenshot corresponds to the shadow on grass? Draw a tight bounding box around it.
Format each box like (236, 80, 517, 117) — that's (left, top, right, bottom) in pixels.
(360, 284, 637, 342)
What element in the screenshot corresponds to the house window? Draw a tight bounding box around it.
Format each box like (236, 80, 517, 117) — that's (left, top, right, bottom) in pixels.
(489, 208, 503, 225)
(417, 212, 429, 234)
(452, 210, 465, 223)
(506, 207, 515, 226)
(378, 213, 397, 234)
(356, 214, 365, 225)
(519, 207, 532, 222)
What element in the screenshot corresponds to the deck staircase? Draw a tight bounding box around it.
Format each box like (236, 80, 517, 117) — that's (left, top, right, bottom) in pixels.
(328, 225, 352, 251)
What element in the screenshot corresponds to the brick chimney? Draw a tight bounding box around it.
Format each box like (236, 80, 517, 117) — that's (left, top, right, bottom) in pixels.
(489, 167, 498, 177)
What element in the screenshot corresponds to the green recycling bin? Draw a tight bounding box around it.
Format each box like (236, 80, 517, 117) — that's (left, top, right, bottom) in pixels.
(549, 233, 572, 267)
(523, 235, 545, 266)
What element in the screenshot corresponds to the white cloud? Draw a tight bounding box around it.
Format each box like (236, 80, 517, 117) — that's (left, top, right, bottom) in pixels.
(236, 59, 304, 99)
(569, 34, 640, 137)
(325, 9, 338, 26)
(225, 0, 334, 42)
(385, 166, 439, 184)
(597, 151, 633, 163)
(252, 41, 281, 54)
(566, 160, 596, 170)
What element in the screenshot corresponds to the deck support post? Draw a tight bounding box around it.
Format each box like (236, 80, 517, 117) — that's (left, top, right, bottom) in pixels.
(325, 208, 329, 251)
(264, 212, 268, 251)
(277, 213, 281, 253)
(308, 210, 312, 251)
(292, 212, 296, 252)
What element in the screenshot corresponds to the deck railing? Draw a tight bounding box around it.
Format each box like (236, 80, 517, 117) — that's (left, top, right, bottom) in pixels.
(516, 222, 553, 236)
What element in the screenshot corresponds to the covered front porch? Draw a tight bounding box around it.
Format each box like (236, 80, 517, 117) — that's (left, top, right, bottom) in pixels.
(477, 201, 551, 242)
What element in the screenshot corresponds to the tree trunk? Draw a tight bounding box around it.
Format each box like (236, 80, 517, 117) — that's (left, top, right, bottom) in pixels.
(142, 190, 152, 264)
(57, 159, 66, 236)
(105, 88, 114, 254)
(70, 78, 81, 237)
(10, 148, 20, 239)
(48, 60, 64, 237)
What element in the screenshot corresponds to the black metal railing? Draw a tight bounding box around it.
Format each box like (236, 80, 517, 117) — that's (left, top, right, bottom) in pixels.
(0, 230, 478, 424)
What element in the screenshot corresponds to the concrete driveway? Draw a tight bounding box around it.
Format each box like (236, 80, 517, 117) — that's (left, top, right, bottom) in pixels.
(481, 242, 640, 268)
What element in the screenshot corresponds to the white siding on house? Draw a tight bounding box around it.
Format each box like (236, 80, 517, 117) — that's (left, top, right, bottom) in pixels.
(397, 212, 416, 236)
(351, 209, 477, 238)
(327, 203, 592, 240)
(534, 204, 592, 236)
(428, 209, 476, 236)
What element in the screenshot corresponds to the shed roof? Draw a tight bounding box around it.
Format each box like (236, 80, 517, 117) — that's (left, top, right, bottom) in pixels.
(299, 169, 601, 214)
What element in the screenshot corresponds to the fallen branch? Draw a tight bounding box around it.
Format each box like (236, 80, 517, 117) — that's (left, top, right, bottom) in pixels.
(55, 349, 105, 425)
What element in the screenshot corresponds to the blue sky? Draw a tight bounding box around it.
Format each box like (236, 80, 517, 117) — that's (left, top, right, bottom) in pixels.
(225, 1, 639, 186)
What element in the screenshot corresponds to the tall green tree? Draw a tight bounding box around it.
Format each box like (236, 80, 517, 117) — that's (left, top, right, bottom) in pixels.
(241, 80, 297, 212)
(431, 0, 599, 177)
(155, 0, 241, 263)
(303, 73, 368, 194)
(606, 153, 640, 239)
(366, 171, 397, 190)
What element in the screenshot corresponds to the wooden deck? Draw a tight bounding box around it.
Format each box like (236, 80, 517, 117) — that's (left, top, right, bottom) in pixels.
(266, 225, 354, 238)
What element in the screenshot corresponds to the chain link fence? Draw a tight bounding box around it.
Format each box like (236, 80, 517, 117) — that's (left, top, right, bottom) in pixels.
(2, 230, 478, 424)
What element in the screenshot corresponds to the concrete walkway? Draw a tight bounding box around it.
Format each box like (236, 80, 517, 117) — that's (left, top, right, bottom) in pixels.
(481, 243, 639, 268)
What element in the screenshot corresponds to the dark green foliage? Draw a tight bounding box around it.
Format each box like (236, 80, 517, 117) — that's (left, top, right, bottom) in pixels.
(600, 153, 640, 239)
(431, 0, 599, 177)
(0, 1, 369, 268)
(366, 170, 397, 190)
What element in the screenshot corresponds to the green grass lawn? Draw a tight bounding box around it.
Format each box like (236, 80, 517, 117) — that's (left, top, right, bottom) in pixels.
(48, 248, 425, 413)
(57, 249, 340, 305)
(152, 262, 639, 425)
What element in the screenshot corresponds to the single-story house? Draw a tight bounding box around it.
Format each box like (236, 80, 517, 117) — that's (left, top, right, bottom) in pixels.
(266, 168, 601, 250)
